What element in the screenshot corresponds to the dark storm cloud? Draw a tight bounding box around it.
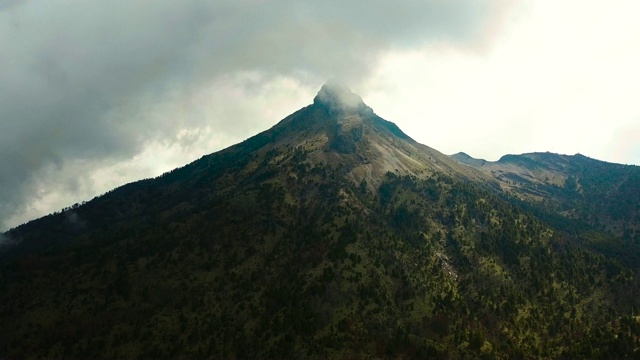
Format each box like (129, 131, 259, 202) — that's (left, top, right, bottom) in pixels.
(0, 0, 497, 230)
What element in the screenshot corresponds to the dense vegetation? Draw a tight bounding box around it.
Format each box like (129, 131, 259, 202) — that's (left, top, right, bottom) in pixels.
(3, 151, 639, 358)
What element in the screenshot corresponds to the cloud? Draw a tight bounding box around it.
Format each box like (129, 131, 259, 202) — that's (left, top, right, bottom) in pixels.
(0, 0, 499, 230)
(0, 0, 24, 11)
(364, 1, 640, 166)
(314, 80, 370, 114)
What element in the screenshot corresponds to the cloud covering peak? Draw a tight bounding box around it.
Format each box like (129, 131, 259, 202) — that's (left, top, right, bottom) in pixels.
(314, 81, 369, 113)
(0, 0, 500, 230)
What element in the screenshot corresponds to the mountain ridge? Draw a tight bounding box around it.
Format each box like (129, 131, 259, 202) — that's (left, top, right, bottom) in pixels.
(451, 149, 640, 240)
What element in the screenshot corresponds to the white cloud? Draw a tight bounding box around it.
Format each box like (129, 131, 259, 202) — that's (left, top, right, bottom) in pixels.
(363, 1, 640, 165)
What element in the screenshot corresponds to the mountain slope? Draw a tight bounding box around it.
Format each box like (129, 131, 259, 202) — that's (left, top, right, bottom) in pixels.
(1, 82, 487, 262)
(452, 151, 640, 241)
(2, 83, 639, 359)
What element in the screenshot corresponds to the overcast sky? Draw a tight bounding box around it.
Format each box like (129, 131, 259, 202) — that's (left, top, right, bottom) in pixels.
(1, 0, 639, 231)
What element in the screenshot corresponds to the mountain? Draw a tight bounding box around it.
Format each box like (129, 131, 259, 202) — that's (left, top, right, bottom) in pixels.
(452, 151, 640, 241)
(2, 83, 640, 359)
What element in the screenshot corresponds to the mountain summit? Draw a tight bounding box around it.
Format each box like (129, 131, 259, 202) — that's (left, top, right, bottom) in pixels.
(2, 83, 640, 358)
(313, 81, 371, 115)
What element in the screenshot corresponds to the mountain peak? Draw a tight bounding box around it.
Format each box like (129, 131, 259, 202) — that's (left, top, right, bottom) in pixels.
(313, 80, 371, 115)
